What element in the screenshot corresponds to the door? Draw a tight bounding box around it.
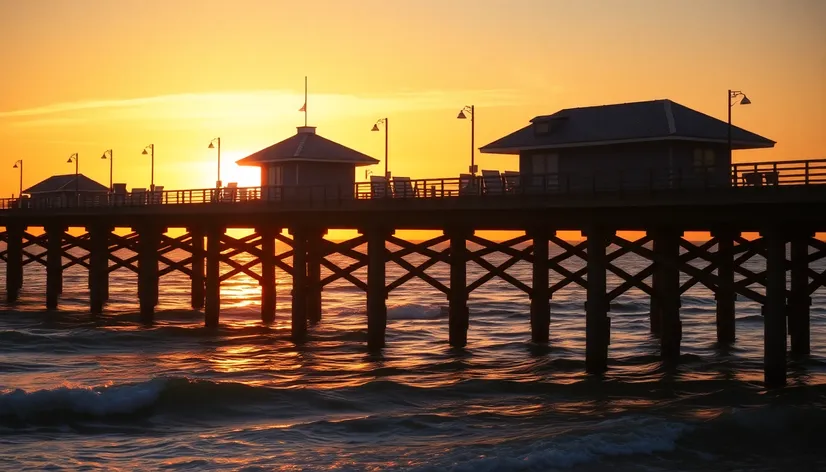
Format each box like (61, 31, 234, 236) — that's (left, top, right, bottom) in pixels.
(531, 153, 559, 191)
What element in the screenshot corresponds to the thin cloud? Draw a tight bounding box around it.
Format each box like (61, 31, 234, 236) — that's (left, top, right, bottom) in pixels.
(0, 89, 523, 127)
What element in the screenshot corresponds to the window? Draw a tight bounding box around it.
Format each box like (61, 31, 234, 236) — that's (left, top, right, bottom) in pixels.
(693, 149, 715, 173)
(268, 165, 283, 186)
(534, 121, 551, 135)
(531, 153, 559, 189)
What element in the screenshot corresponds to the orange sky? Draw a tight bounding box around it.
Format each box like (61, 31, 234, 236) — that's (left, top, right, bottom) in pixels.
(1, 0, 824, 239)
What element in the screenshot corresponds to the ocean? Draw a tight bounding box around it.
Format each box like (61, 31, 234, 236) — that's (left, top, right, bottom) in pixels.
(1, 241, 825, 471)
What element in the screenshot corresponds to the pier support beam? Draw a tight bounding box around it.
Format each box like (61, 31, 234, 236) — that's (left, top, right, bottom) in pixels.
(5, 224, 23, 303)
(190, 227, 205, 310)
(789, 231, 811, 358)
(654, 228, 682, 363)
(137, 225, 161, 323)
(713, 229, 736, 344)
(88, 224, 110, 315)
(291, 228, 308, 342)
(529, 229, 551, 344)
(259, 226, 276, 325)
(585, 227, 611, 374)
(45, 224, 64, 310)
(649, 249, 662, 337)
(448, 228, 471, 348)
(366, 228, 389, 350)
(205, 225, 222, 328)
(762, 228, 787, 388)
(306, 229, 324, 325)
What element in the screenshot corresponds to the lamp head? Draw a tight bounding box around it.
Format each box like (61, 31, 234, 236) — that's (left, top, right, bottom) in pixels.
(142, 149, 149, 155)
(371, 124, 380, 132)
(13, 163, 18, 169)
(740, 95, 751, 105)
(208, 142, 215, 149)
(66, 158, 73, 164)
(457, 110, 467, 120)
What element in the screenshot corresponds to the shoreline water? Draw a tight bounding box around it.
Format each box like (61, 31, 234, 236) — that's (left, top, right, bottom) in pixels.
(1, 249, 824, 470)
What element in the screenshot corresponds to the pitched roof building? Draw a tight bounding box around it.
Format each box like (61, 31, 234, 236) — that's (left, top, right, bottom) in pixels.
(480, 99, 774, 190)
(481, 99, 774, 154)
(24, 174, 109, 195)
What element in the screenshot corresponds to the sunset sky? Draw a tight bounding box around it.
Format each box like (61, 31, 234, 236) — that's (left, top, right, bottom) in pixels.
(1, 0, 824, 197)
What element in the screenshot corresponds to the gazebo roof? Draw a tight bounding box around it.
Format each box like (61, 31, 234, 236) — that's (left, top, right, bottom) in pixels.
(480, 99, 775, 154)
(23, 174, 109, 194)
(236, 126, 379, 167)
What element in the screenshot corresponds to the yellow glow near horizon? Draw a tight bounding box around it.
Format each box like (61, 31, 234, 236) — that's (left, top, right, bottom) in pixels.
(1, 0, 824, 241)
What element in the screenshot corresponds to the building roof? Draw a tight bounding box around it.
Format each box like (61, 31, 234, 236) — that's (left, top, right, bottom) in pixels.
(480, 99, 775, 154)
(236, 126, 379, 167)
(23, 174, 109, 195)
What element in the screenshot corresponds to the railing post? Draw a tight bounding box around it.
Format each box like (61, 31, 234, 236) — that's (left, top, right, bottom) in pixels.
(805, 161, 810, 185)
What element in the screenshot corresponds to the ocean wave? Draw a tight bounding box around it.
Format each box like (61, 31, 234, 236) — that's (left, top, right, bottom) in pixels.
(0, 380, 165, 424)
(440, 415, 691, 471)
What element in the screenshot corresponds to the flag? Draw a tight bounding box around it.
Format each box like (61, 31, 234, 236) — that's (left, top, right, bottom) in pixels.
(299, 102, 306, 112)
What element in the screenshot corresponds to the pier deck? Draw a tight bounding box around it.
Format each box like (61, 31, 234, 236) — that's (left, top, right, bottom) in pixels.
(1, 158, 825, 388)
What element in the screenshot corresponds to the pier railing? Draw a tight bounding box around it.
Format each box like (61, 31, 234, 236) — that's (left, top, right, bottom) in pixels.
(2, 158, 825, 212)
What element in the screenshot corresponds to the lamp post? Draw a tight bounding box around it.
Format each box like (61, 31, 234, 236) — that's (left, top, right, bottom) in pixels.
(67, 153, 79, 204)
(457, 105, 476, 175)
(101, 149, 113, 191)
(12, 159, 22, 201)
(142, 144, 155, 191)
(208, 137, 221, 188)
(728, 90, 751, 165)
(371, 119, 389, 178)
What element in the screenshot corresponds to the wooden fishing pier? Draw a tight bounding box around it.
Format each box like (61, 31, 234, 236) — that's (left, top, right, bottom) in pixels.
(1, 158, 825, 388)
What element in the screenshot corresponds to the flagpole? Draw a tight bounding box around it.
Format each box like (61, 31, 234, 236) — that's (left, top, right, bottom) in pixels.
(304, 76, 308, 127)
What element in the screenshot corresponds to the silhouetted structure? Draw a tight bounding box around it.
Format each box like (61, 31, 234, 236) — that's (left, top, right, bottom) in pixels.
(22, 174, 109, 207)
(236, 126, 378, 200)
(480, 99, 775, 191)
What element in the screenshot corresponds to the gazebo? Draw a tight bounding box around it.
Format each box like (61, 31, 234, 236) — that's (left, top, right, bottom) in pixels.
(236, 126, 378, 200)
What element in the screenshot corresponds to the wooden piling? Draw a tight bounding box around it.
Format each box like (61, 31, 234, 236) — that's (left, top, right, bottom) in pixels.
(763, 228, 787, 388)
(789, 231, 811, 358)
(291, 228, 308, 342)
(190, 227, 205, 310)
(137, 225, 160, 323)
(5, 224, 23, 303)
(714, 229, 736, 344)
(88, 224, 109, 315)
(585, 227, 610, 374)
(45, 224, 63, 310)
(655, 228, 682, 362)
(205, 225, 222, 328)
(448, 228, 470, 348)
(530, 229, 551, 344)
(366, 228, 387, 349)
(259, 226, 276, 325)
(306, 229, 324, 325)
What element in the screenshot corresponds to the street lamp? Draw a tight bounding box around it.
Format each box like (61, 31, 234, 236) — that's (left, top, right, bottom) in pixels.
(67, 153, 79, 204)
(142, 144, 155, 191)
(371, 118, 389, 178)
(728, 90, 751, 164)
(457, 105, 476, 175)
(12, 160, 22, 201)
(101, 149, 113, 191)
(208, 137, 221, 188)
